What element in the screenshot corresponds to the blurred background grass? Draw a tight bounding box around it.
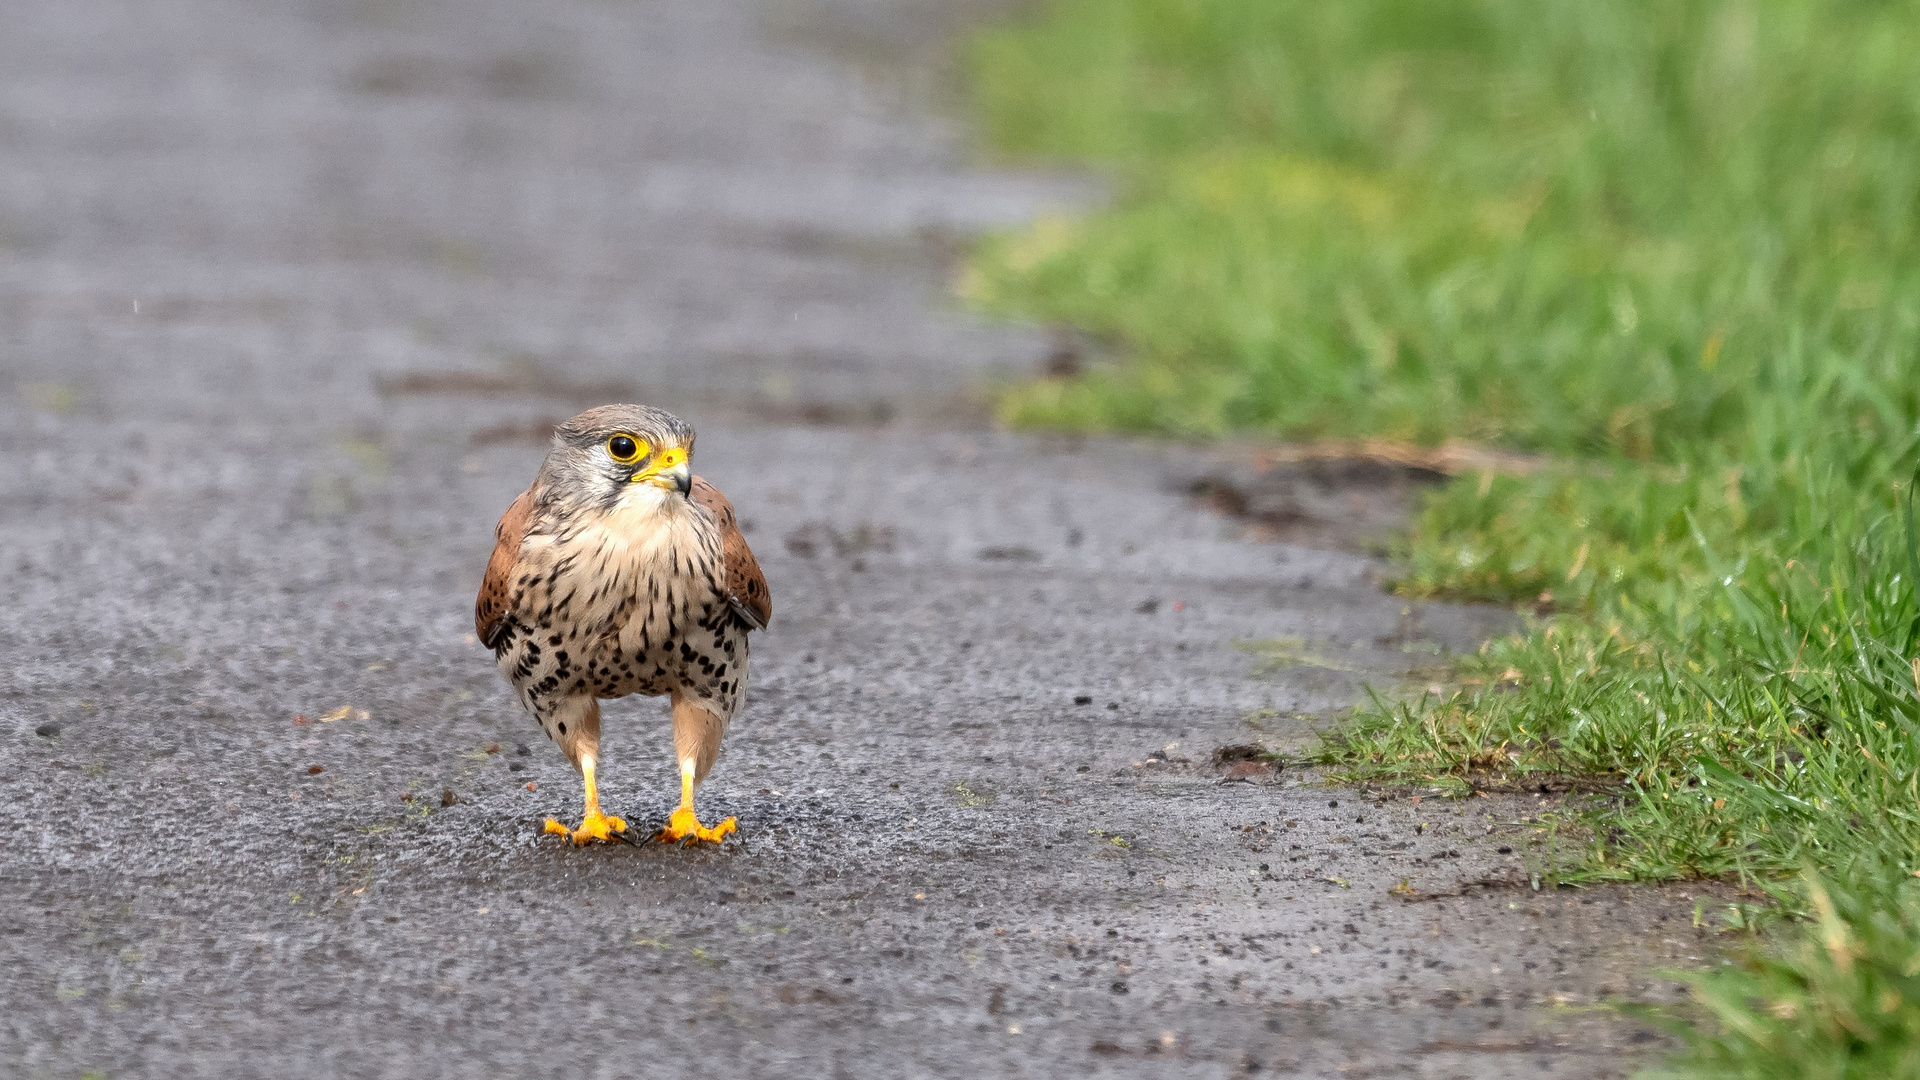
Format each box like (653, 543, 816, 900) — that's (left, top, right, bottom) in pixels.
(964, 0, 1920, 1073)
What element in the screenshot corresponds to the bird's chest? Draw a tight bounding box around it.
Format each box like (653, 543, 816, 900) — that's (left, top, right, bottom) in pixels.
(535, 506, 726, 696)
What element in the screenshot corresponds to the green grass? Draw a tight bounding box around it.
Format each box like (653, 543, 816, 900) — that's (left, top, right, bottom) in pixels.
(965, 0, 1920, 1071)
(966, 0, 1920, 598)
(1647, 867, 1920, 1080)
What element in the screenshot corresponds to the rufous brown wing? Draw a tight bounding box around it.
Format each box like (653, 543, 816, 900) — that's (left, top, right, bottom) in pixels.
(690, 475, 770, 631)
(475, 486, 535, 648)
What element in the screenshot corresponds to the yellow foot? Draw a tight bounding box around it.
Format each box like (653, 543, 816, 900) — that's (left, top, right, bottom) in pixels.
(543, 810, 628, 846)
(653, 807, 737, 845)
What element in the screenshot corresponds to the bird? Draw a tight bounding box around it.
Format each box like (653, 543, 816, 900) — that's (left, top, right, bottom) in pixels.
(474, 404, 770, 846)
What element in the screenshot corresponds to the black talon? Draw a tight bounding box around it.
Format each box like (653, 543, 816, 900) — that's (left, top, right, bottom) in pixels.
(612, 822, 654, 847)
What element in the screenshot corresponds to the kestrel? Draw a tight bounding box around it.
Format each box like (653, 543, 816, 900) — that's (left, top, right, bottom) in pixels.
(475, 405, 771, 846)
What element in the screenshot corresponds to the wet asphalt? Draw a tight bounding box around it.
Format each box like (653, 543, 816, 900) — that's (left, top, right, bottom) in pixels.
(0, 0, 1718, 1076)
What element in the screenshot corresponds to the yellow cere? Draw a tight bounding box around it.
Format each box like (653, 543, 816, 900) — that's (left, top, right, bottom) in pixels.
(632, 445, 688, 484)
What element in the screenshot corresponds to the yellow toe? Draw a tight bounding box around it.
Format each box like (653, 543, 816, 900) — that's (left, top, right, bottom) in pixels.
(545, 811, 627, 846)
(654, 807, 737, 845)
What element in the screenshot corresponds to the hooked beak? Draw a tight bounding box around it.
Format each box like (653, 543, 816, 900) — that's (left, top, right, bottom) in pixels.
(632, 446, 692, 497)
(652, 459, 692, 497)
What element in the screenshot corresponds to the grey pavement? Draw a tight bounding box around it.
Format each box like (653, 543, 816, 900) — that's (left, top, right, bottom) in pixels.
(1, 1, 1708, 1076)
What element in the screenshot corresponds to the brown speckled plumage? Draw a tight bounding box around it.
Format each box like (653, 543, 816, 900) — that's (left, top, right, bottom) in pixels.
(476, 405, 769, 841)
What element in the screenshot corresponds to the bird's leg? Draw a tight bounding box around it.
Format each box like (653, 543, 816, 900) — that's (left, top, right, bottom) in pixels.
(653, 757, 736, 845)
(543, 753, 628, 845)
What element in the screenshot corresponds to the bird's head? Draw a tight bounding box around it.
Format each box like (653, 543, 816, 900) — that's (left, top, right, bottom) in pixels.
(543, 404, 696, 513)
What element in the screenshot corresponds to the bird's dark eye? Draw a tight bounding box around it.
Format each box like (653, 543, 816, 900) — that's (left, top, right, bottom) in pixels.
(607, 434, 643, 463)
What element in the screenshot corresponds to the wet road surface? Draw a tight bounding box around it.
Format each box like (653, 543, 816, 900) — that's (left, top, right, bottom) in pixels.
(1, 0, 1711, 1076)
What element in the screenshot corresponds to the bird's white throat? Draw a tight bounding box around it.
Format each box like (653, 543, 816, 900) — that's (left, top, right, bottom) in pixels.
(586, 485, 711, 577)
